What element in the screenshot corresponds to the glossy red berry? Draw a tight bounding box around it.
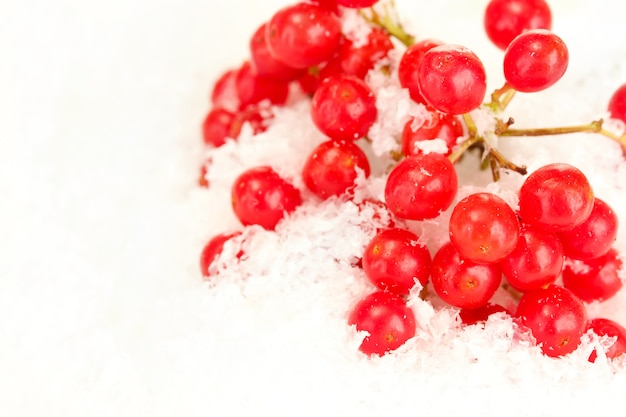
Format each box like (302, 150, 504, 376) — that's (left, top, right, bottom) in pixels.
(302, 139, 371, 199)
(401, 111, 464, 157)
(200, 231, 243, 278)
(235, 61, 290, 107)
(459, 303, 510, 326)
(431, 242, 502, 310)
(588, 318, 626, 363)
(202, 107, 235, 147)
(449, 192, 520, 264)
(322, 27, 394, 80)
(608, 83, 626, 124)
(561, 248, 624, 303)
(500, 225, 563, 292)
(398, 39, 444, 105)
(484, 0, 552, 50)
(417, 44, 487, 115)
(518, 163, 594, 232)
(210, 68, 240, 112)
(516, 285, 588, 358)
(336, 0, 379, 7)
(310, 74, 378, 141)
(384, 153, 458, 221)
(348, 290, 416, 356)
(231, 166, 302, 230)
(362, 228, 432, 295)
(249, 22, 304, 82)
(503, 29, 569, 93)
(266, 2, 341, 69)
(557, 198, 618, 260)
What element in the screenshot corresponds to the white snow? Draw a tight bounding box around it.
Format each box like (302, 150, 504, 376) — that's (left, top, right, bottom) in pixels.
(3, 0, 626, 416)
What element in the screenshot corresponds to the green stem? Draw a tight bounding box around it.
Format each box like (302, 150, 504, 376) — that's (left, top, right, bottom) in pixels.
(360, 1, 415, 47)
(486, 83, 516, 112)
(499, 119, 604, 137)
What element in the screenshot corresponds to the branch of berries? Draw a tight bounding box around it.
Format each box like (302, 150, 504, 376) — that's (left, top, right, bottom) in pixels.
(198, 0, 626, 362)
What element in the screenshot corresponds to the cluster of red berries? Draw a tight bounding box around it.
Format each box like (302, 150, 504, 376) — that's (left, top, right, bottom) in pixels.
(198, 0, 626, 361)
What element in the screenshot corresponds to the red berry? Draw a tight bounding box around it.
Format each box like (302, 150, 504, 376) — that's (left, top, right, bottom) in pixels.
(500, 225, 563, 292)
(231, 166, 302, 230)
(210, 68, 240, 112)
(235, 61, 290, 107)
(608, 83, 626, 124)
(266, 2, 341, 69)
(200, 231, 243, 278)
(587, 318, 626, 363)
(348, 291, 416, 356)
(362, 228, 432, 295)
(558, 198, 618, 260)
(401, 111, 464, 157)
(336, 0, 379, 8)
(459, 303, 510, 326)
(561, 248, 624, 303)
(302, 139, 370, 200)
(229, 106, 271, 139)
(484, 0, 552, 50)
(503, 29, 569, 93)
(384, 153, 458, 221)
(249, 22, 304, 82)
(431, 242, 502, 309)
(518, 163, 594, 232)
(449, 192, 520, 264)
(323, 28, 394, 80)
(202, 107, 235, 147)
(310, 74, 378, 141)
(516, 285, 588, 357)
(417, 44, 487, 115)
(397, 39, 444, 105)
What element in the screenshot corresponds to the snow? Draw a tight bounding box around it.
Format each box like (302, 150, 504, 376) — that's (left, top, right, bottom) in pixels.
(3, 0, 626, 416)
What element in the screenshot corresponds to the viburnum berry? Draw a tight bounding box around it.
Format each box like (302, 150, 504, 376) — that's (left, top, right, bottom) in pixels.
(503, 29, 569, 93)
(310, 74, 378, 141)
(587, 318, 626, 363)
(235, 61, 290, 107)
(397, 38, 444, 105)
(301, 139, 371, 199)
(384, 153, 458, 221)
(266, 2, 342, 69)
(449, 192, 520, 264)
(228, 105, 272, 139)
(557, 198, 618, 260)
(516, 284, 588, 358)
(231, 166, 302, 230)
(608, 83, 626, 124)
(484, 0, 552, 50)
(401, 111, 464, 157)
(200, 231, 243, 278)
(431, 242, 502, 310)
(321, 27, 394, 80)
(500, 225, 563, 292)
(336, 0, 379, 8)
(210, 68, 240, 112)
(202, 107, 235, 147)
(561, 248, 624, 303)
(417, 44, 487, 115)
(500, 225, 564, 292)
(348, 290, 416, 356)
(518, 163, 594, 232)
(362, 227, 432, 295)
(459, 303, 510, 326)
(249, 22, 305, 82)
